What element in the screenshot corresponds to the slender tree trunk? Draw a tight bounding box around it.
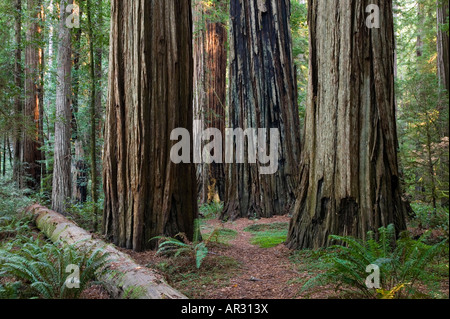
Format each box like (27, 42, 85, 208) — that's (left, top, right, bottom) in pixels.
(2, 135, 6, 177)
(94, 0, 104, 199)
(87, 0, 99, 231)
(52, 0, 73, 214)
(193, 1, 208, 204)
(221, 0, 301, 220)
(22, 0, 43, 190)
(103, 0, 198, 251)
(71, 3, 86, 203)
(437, 0, 449, 138)
(38, 2, 46, 187)
(192, 0, 228, 205)
(437, 0, 449, 94)
(13, 0, 23, 186)
(204, 5, 227, 203)
(95, 0, 103, 138)
(287, 0, 408, 250)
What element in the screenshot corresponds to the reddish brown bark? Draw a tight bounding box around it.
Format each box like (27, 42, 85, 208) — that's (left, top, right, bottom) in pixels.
(103, 0, 198, 251)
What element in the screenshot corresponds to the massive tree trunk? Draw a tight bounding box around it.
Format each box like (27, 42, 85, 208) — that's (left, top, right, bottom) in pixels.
(52, 0, 73, 214)
(287, 0, 408, 250)
(21, 0, 43, 190)
(103, 0, 198, 252)
(221, 0, 301, 220)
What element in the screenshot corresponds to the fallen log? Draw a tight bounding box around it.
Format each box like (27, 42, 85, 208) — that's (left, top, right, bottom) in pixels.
(25, 204, 187, 299)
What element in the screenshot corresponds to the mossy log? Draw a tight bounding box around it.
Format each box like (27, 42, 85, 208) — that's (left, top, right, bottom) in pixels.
(25, 204, 187, 299)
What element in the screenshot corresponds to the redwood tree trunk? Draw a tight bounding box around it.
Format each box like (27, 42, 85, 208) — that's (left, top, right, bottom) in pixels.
(437, 0, 449, 94)
(205, 15, 227, 203)
(103, 0, 198, 252)
(13, 0, 23, 186)
(287, 0, 407, 250)
(22, 0, 43, 190)
(193, 0, 228, 205)
(192, 1, 208, 204)
(221, 0, 301, 220)
(52, 0, 73, 214)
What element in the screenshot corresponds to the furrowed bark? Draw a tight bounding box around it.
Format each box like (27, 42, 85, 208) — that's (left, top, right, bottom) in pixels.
(22, 0, 43, 190)
(103, 0, 198, 251)
(26, 204, 187, 299)
(222, 0, 301, 220)
(52, 0, 73, 214)
(287, 0, 407, 250)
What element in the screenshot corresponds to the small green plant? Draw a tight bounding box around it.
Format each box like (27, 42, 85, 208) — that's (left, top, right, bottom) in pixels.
(0, 281, 22, 299)
(65, 200, 103, 232)
(0, 180, 33, 218)
(0, 214, 33, 241)
(122, 285, 146, 299)
(300, 225, 448, 299)
(199, 201, 224, 219)
(410, 202, 449, 236)
(152, 220, 219, 269)
(0, 236, 111, 299)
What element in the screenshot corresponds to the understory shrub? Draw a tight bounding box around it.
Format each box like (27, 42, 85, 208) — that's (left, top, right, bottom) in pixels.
(301, 225, 448, 299)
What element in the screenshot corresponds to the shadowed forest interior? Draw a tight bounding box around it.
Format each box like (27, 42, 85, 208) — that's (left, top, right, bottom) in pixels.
(0, 0, 448, 300)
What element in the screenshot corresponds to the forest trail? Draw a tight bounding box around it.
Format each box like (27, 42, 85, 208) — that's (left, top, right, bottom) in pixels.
(124, 215, 312, 299)
(202, 216, 304, 299)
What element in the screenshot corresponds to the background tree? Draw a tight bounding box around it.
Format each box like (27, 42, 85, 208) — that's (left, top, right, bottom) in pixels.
(395, 0, 449, 209)
(221, 0, 302, 221)
(51, 0, 73, 214)
(12, 0, 23, 186)
(287, 0, 408, 250)
(22, 0, 43, 190)
(103, 0, 198, 251)
(193, 0, 228, 205)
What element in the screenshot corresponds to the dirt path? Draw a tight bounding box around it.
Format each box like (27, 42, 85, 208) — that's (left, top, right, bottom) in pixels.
(123, 215, 309, 299)
(201, 216, 304, 299)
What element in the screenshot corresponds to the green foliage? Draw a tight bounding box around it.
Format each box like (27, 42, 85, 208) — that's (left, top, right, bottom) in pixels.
(244, 222, 289, 248)
(395, 0, 449, 206)
(153, 220, 218, 269)
(0, 236, 111, 299)
(290, 0, 309, 123)
(0, 281, 22, 299)
(300, 225, 448, 299)
(0, 180, 33, 218)
(199, 201, 223, 219)
(410, 202, 449, 235)
(65, 199, 104, 232)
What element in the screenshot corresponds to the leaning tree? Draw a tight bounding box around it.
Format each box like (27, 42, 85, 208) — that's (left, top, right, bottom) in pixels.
(287, 0, 408, 250)
(103, 0, 198, 251)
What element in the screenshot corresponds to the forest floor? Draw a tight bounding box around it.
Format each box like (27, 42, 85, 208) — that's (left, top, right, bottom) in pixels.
(123, 215, 449, 300)
(123, 215, 335, 299)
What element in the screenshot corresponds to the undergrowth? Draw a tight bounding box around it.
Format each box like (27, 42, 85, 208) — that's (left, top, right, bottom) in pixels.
(297, 225, 448, 299)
